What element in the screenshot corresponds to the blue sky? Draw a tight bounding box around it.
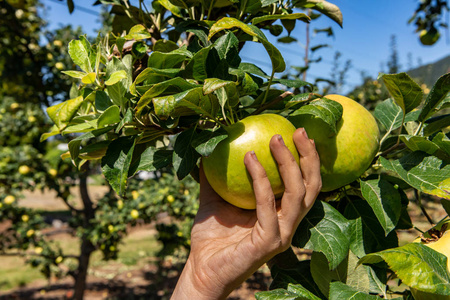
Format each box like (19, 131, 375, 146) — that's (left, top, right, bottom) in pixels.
(42, 0, 449, 92)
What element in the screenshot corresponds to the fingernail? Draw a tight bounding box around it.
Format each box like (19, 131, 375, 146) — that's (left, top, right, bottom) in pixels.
(250, 151, 258, 161)
(277, 134, 285, 145)
(302, 128, 309, 139)
(310, 139, 315, 145)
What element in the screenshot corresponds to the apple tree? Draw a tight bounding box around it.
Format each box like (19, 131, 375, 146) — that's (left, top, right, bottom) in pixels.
(33, 0, 450, 299)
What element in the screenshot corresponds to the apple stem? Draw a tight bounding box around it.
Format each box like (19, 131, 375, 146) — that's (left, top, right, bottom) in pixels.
(261, 70, 276, 106)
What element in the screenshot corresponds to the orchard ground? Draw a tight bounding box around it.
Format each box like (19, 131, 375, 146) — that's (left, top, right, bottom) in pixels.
(0, 185, 447, 300)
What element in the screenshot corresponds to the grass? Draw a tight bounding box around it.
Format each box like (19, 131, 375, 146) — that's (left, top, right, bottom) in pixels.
(0, 230, 161, 291)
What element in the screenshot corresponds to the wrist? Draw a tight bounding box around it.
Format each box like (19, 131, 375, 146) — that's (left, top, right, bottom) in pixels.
(171, 257, 227, 300)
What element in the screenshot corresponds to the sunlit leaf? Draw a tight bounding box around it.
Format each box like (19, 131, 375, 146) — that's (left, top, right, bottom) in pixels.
(105, 70, 127, 86)
(68, 39, 91, 73)
(46, 96, 84, 130)
(380, 152, 450, 200)
(209, 17, 285, 73)
(359, 243, 450, 296)
(123, 24, 152, 40)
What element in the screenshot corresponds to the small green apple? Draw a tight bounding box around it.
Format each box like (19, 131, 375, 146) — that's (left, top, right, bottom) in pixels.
(203, 114, 299, 210)
(419, 28, 440, 46)
(18, 165, 31, 175)
(289, 94, 380, 192)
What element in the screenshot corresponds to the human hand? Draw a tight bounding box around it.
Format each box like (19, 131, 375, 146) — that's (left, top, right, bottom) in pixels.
(171, 127, 322, 299)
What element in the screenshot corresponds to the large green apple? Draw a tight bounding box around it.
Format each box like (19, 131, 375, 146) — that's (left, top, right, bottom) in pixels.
(289, 94, 380, 192)
(411, 220, 450, 300)
(203, 114, 299, 210)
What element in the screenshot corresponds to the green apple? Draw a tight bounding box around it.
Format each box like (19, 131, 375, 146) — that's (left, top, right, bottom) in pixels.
(18, 165, 31, 175)
(203, 114, 300, 210)
(411, 220, 450, 300)
(289, 94, 380, 192)
(419, 28, 440, 46)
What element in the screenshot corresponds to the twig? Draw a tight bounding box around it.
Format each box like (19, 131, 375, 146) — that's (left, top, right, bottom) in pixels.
(378, 142, 406, 158)
(251, 91, 293, 115)
(415, 190, 434, 225)
(61, 196, 82, 214)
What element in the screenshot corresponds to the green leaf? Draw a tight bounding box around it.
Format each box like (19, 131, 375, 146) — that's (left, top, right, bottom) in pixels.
(379, 72, 423, 114)
(255, 288, 311, 300)
(278, 36, 297, 44)
(81, 72, 96, 84)
(105, 70, 127, 86)
(252, 13, 310, 25)
(116, 108, 133, 134)
(310, 251, 348, 296)
(131, 67, 183, 96)
(172, 128, 201, 180)
(209, 17, 286, 73)
(62, 70, 86, 79)
(129, 147, 173, 176)
(153, 39, 180, 53)
(40, 125, 60, 142)
(344, 198, 399, 257)
(79, 140, 110, 160)
(345, 251, 373, 295)
(184, 46, 212, 81)
(293, 201, 351, 269)
(359, 243, 450, 296)
(157, 0, 183, 17)
(238, 62, 268, 78)
(203, 78, 236, 95)
(399, 135, 441, 156)
(68, 126, 115, 166)
(68, 39, 92, 73)
(46, 96, 84, 130)
(419, 73, 450, 121)
(441, 199, 450, 216)
(269, 261, 325, 297)
(271, 78, 313, 89)
(123, 24, 152, 40)
(153, 87, 218, 119)
(191, 128, 228, 157)
(62, 122, 95, 134)
(147, 50, 189, 69)
(373, 98, 403, 133)
(213, 32, 241, 68)
(294, 0, 343, 27)
(329, 282, 381, 300)
(95, 91, 113, 112)
(101, 137, 136, 197)
(215, 84, 239, 109)
(360, 179, 402, 236)
(424, 114, 450, 136)
(242, 0, 262, 14)
(136, 77, 199, 114)
(241, 73, 260, 95)
(288, 98, 343, 134)
(432, 132, 450, 158)
(97, 105, 120, 128)
(380, 152, 450, 200)
(256, 283, 321, 300)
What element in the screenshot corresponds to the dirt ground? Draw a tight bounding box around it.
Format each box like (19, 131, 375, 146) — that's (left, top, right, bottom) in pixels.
(0, 187, 447, 299)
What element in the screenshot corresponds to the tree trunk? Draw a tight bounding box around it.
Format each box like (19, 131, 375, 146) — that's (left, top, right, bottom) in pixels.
(73, 168, 95, 300)
(73, 238, 95, 300)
